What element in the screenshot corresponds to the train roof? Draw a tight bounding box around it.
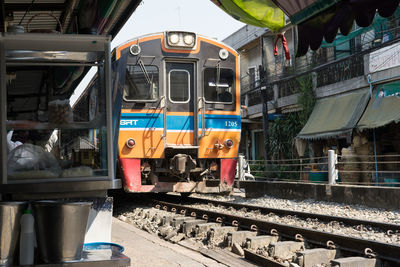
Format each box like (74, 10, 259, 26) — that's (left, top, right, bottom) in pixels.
(114, 31, 239, 55)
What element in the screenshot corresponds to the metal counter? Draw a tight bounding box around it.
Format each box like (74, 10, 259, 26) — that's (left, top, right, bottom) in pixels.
(0, 179, 122, 194)
(16, 249, 130, 267)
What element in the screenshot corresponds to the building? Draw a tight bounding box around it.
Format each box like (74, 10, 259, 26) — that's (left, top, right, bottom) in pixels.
(224, 10, 400, 184)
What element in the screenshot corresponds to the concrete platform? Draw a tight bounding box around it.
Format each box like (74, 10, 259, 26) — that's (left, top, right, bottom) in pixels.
(111, 217, 226, 267)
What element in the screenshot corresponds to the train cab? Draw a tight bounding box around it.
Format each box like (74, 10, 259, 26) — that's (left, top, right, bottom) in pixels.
(114, 31, 241, 193)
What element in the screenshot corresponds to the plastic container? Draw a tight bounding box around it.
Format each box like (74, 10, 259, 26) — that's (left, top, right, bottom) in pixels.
(83, 242, 124, 252)
(309, 171, 328, 183)
(384, 178, 400, 187)
(83, 242, 124, 259)
(19, 208, 35, 265)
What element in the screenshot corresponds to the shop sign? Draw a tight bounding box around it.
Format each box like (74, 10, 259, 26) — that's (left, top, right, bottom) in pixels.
(376, 87, 400, 98)
(373, 85, 400, 109)
(369, 43, 400, 73)
(375, 81, 400, 98)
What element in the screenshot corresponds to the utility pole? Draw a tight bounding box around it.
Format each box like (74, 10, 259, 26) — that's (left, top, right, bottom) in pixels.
(261, 88, 270, 162)
(260, 36, 270, 162)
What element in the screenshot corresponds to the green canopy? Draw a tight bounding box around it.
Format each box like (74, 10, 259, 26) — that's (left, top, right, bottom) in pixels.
(320, 10, 400, 48)
(357, 83, 400, 130)
(210, 0, 285, 32)
(298, 90, 370, 140)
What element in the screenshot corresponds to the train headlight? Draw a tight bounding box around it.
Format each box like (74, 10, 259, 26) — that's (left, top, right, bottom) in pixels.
(183, 34, 194, 45)
(219, 49, 229, 60)
(166, 31, 196, 48)
(224, 139, 234, 149)
(168, 33, 179, 44)
(126, 138, 136, 148)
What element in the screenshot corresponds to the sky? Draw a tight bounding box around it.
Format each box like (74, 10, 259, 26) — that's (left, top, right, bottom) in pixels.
(111, 0, 246, 48)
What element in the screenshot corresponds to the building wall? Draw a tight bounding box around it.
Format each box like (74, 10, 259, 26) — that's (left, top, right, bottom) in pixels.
(225, 14, 400, 161)
(240, 42, 262, 93)
(224, 25, 267, 50)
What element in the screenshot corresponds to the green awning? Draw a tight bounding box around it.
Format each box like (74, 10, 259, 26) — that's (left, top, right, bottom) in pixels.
(298, 89, 370, 140)
(357, 83, 400, 130)
(210, 0, 285, 32)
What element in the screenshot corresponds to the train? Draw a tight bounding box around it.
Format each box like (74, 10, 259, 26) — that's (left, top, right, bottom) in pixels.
(112, 31, 242, 193)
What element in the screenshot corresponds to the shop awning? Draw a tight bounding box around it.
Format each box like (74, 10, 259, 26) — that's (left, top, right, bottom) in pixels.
(297, 89, 370, 140)
(357, 83, 400, 130)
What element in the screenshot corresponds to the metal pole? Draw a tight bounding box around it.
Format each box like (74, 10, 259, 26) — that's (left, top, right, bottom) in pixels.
(328, 149, 338, 185)
(261, 89, 270, 162)
(367, 75, 379, 185)
(104, 39, 114, 179)
(0, 37, 7, 184)
(238, 154, 244, 181)
(260, 36, 270, 163)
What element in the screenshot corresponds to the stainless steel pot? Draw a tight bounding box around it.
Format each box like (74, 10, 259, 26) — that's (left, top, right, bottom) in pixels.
(32, 201, 92, 263)
(0, 202, 27, 266)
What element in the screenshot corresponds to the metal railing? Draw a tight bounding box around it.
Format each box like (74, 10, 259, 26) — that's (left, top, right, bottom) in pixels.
(268, 22, 400, 85)
(246, 152, 400, 187)
(315, 53, 364, 87)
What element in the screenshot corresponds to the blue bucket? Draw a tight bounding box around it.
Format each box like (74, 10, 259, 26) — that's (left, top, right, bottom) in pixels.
(83, 242, 124, 253)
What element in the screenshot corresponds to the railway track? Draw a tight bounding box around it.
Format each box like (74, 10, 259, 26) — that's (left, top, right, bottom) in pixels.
(115, 194, 400, 266)
(157, 194, 400, 232)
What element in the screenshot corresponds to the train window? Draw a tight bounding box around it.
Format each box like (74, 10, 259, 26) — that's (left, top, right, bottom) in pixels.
(169, 70, 190, 103)
(124, 65, 159, 101)
(203, 68, 234, 103)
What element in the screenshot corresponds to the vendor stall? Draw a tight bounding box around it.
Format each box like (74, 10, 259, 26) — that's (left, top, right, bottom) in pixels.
(0, 33, 129, 266)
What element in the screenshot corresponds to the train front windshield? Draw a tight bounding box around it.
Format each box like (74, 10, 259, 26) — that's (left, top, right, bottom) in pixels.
(203, 68, 234, 103)
(124, 65, 159, 101)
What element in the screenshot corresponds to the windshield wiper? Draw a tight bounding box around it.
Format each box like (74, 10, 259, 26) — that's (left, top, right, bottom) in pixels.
(216, 62, 221, 91)
(138, 58, 151, 84)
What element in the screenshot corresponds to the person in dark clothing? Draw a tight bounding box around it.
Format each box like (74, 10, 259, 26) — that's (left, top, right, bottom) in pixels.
(217, 90, 232, 102)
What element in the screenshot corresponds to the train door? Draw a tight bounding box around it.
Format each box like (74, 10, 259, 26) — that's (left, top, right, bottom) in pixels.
(165, 62, 196, 146)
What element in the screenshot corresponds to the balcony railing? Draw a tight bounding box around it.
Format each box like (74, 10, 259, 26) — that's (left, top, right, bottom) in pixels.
(240, 13, 400, 110)
(268, 23, 400, 84)
(315, 53, 364, 87)
(277, 77, 300, 98)
(240, 74, 262, 94)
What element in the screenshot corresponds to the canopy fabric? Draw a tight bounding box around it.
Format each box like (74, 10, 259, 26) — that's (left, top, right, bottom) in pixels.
(210, 0, 285, 32)
(357, 83, 400, 130)
(320, 7, 400, 48)
(295, 0, 400, 56)
(297, 89, 370, 140)
(211, 0, 399, 56)
(273, 0, 340, 24)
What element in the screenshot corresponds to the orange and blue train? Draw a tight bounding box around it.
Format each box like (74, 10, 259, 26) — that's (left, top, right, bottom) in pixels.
(112, 31, 241, 193)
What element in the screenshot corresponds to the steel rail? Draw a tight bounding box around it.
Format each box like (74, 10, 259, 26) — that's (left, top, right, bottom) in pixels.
(158, 194, 400, 232)
(152, 199, 400, 264)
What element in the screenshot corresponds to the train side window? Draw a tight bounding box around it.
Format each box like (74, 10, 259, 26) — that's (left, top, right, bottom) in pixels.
(124, 65, 159, 101)
(169, 70, 190, 103)
(203, 68, 234, 103)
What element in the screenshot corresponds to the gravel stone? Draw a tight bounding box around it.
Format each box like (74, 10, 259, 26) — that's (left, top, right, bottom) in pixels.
(190, 192, 400, 245)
